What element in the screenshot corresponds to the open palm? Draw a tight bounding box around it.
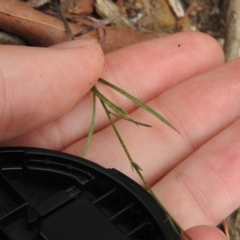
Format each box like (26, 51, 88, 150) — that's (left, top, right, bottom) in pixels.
(1, 32, 239, 240)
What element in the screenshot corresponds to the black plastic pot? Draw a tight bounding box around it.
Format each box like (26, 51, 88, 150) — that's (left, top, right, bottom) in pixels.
(0, 147, 179, 240)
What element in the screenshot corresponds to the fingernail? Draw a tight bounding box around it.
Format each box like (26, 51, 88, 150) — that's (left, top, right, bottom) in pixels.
(51, 38, 98, 49)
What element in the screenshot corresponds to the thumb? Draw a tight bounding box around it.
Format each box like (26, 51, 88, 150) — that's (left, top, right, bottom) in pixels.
(182, 225, 228, 240)
(0, 38, 104, 142)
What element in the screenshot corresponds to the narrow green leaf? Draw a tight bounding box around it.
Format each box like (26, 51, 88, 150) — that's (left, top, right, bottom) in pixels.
(132, 161, 142, 171)
(91, 86, 130, 119)
(109, 111, 152, 127)
(80, 93, 96, 157)
(98, 78, 180, 133)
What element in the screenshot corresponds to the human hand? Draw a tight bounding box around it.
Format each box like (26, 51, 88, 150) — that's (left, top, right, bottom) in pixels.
(0, 32, 239, 240)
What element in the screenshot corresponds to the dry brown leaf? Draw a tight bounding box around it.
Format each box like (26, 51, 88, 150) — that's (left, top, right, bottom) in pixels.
(0, 0, 83, 46)
(0, 0, 165, 53)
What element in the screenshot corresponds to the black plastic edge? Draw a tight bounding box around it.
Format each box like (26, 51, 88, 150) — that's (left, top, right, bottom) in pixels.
(0, 147, 179, 240)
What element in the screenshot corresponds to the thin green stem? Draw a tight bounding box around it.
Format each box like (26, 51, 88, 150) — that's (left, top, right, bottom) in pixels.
(100, 99, 136, 169)
(99, 98, 187, 238)
(80, 93, 97, 157)
(133, 163, 181, 236)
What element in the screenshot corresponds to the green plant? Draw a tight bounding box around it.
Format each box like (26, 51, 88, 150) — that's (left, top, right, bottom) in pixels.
(83, 81, 182, 237)
(54, 1, 189, 238)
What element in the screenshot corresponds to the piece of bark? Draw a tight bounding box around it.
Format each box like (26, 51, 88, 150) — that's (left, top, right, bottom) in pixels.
(95, 0, 135, 29)
(167, 0, 185, 18)
(67, 0, 95, 15)
(27, 0, 50, 8)
(0, 0, 165, 53)
(224, 0, 240, 61)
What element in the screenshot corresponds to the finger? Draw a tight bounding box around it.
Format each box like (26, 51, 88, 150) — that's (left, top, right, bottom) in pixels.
(2, 32, 224, 149)
(0, 39, 104, 142)
(64, 31, 224, 134)
(153, 118, 240, 229)
(182, 226, 227, 240)
(65, 57, 240, 185)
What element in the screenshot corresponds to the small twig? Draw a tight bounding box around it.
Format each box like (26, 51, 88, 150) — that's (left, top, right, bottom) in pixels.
(54, 0, 118, 46)
(223, 219, 230, 240)
(53, 0, 75, 40)
(177, 1, 196, 29)
(224, 0, 240, 61)
(74, 15, 122, 38)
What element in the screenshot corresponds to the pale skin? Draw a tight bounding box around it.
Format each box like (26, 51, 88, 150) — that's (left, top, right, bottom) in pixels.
(1, 31, 240, 240)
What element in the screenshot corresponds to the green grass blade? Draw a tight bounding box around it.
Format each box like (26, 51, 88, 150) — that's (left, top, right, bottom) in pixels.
(91, 86, 130, 119)
(109, 111, 152, 127)
(98, 78, 180, 133)
(80, 93, 96, 157)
